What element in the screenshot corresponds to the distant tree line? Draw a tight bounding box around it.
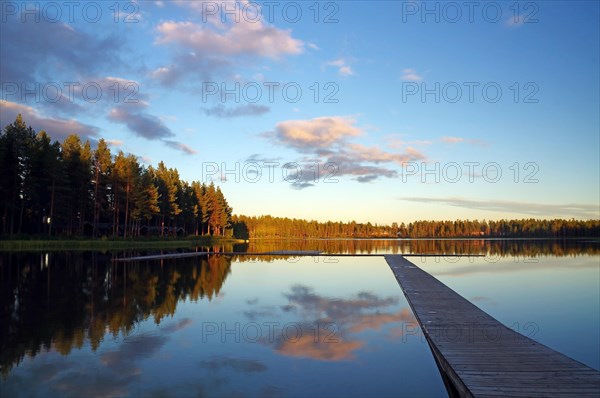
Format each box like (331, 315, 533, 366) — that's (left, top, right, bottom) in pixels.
(0, 115, 232, 237)
(2, 115, 598, 240)
(232, 215, 399, 239)
(232, 215, 599, 239)
(397, 219, 599, 238)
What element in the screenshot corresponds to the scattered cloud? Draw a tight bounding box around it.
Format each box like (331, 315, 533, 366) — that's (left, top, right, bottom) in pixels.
(152, 3, 303, 85)
(265, 116, 426, 187)
(0, 100, 99, 142)
(441, 136, 487, 147)
(155, 20, 303, 59)
(441, 136, 465, 144)
(108, 103, 196, 155)
(346, 143, 425, 165)
(326, 58, 354, 76)
(105, 139, 124, 147)
(244, 154, 283, 164)
(401, 68, 422, 82)
(108, 103, 174, 140)
(0, 12, 131, 122)
(399, 197, 600, 219)
(203, 104, 269, 118)
(272, 116, 362, 150)
(0, 15, 124, 85)
(339, 66, 354, 76)
(164, 140, 198, 155)
(385, 136, 433, 149)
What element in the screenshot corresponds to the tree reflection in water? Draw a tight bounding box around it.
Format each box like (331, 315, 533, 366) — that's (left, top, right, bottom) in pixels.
(0, 252, 231, 377)
(1, 238, 597, 379)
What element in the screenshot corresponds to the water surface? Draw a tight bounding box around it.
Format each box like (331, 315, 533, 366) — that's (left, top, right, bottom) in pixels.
(0, 253, 445, 397)
(1, 239, 598, 397)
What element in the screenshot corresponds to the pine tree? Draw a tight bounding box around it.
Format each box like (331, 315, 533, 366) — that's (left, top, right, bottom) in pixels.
(61, 134, 92, 235)
(92, 139, 112, 236)
(154, 162, 181, 236)
(0, 114, 36, 234)
(131, 168, 160, 235)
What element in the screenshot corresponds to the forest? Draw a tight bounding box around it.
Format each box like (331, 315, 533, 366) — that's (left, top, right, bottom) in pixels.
(232, 215, 600, 239)
(1, 114, 598, 240)
(0, 115, 232, 237)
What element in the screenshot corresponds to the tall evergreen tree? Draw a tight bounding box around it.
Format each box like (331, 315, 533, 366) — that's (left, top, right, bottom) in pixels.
(61, 134, 92, 235)
(92, 139, 112, 236)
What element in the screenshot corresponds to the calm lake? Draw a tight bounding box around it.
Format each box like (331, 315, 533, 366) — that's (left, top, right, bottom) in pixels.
(1, 239, 598, 397)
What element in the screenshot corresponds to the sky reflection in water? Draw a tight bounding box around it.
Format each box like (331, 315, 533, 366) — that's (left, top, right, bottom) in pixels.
(0, 254, 445, 397)
(416, 254, 600, 370)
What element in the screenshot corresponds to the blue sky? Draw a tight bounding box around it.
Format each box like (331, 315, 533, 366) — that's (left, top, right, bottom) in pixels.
(1, 1, 598, 223)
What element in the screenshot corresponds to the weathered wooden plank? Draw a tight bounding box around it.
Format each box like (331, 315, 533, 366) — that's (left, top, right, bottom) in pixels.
(384, 255, 600, 397)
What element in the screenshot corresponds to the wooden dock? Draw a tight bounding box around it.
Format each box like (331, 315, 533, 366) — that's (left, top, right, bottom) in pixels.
(384, 255, 600, 397)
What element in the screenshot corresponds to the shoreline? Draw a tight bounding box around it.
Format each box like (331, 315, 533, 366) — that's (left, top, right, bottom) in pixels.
(0, 237, 246, 252)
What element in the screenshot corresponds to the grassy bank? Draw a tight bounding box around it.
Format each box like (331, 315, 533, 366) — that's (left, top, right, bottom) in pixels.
(0, 236, 246, 252)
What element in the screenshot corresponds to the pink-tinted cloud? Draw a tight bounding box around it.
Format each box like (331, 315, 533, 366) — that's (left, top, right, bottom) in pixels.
(0, 100, 99, 142)
(265, 116, 426, 187)
(273, 116, 362, 150)
(441, 136, 487, 147)
(152, 3, 303, 85)
(156, 20, 303, 59)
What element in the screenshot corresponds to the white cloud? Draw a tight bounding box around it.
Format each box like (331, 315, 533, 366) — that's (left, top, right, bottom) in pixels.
(326, 58, 355, 77)
(327, 59, 346, 67)
(401, 68, 422, 82)
(339, 66, 354, 76)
